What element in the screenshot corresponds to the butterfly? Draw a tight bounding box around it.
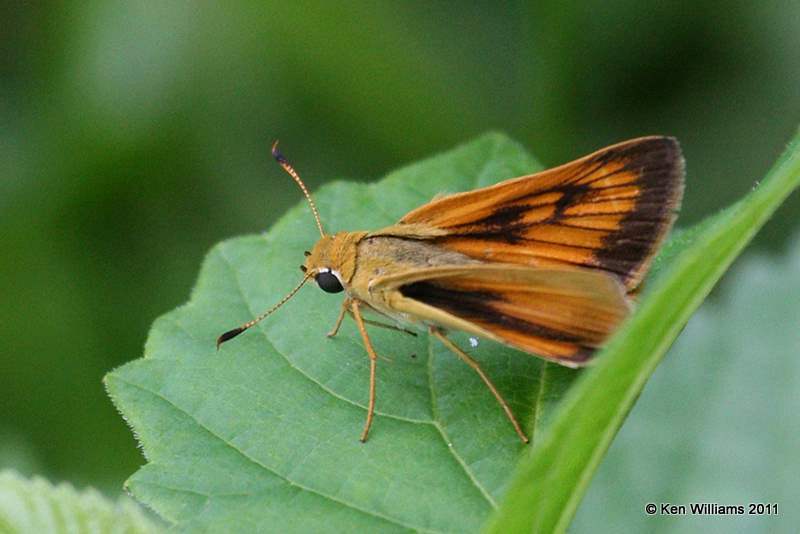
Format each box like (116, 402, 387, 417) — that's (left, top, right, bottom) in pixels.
(218, 136, 684, 442)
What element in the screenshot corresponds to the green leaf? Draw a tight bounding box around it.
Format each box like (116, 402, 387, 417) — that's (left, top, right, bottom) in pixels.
(0, 470, 160, 534)
(106, 131, 800, 532)
(106, 133, 582, 533)
(484, 128, 800, 533)
(572, 233, 800, 532)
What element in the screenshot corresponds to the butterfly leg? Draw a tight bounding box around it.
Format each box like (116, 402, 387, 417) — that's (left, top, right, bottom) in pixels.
(328, 298, 416, 338)
(327, 298, 351, 337)
(429, 327, 529, 444)
(351, 300, 379, 442)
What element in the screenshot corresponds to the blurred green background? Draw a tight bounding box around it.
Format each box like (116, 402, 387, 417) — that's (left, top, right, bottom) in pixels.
(1, 2, 798, 496)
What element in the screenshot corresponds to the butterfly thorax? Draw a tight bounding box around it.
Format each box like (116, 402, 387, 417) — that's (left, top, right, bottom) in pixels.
(347, 234, 480, 317)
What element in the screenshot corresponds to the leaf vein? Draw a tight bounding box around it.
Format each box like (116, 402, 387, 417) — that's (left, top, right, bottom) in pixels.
(426, 336, 498, 509)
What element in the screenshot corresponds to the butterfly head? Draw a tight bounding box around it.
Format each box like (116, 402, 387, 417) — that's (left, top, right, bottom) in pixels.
(301, 232, 367, 294)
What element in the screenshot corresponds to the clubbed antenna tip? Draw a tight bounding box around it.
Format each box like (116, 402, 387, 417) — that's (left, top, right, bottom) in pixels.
(216, 327, 245, 350)
(269, 140, 325, 237)
(271, 140, 285, 163)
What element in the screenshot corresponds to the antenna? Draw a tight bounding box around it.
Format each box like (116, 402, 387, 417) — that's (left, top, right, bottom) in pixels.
(216, 272, 313, 349)
(271, 141, 325, 237)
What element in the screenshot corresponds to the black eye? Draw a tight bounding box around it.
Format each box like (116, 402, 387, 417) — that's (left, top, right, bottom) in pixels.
(315, 271, 344, 293)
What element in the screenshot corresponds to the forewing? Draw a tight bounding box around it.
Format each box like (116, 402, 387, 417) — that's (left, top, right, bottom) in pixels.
(398, 136, 684, 290)
(378, 265, 631, 366)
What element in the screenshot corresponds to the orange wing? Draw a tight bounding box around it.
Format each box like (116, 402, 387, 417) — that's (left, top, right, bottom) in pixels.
(398, 136, 684, 290)
(375, 265, 631, 366)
